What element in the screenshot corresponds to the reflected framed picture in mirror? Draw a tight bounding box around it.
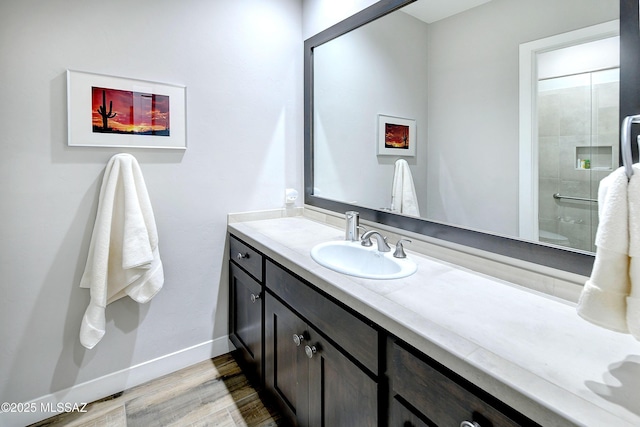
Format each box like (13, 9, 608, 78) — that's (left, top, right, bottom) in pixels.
(377, 114, 416, 156)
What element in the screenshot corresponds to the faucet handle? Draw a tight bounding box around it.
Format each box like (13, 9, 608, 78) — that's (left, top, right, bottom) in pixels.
(360, 228, 375, 247)
(394, 239, 411, 258)
(361, 233, 373, 246)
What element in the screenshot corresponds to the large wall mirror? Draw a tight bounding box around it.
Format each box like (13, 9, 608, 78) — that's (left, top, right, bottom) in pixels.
(305, 0, 634, 277)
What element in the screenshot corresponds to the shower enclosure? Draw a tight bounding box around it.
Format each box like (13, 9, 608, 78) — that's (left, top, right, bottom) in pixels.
(537, 67, 619, 252)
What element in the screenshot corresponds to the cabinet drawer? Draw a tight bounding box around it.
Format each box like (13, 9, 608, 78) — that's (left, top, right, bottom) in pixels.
(229, 235, 263, 282)
(389, 340, 533, 427)
(266, 260, 378, 375)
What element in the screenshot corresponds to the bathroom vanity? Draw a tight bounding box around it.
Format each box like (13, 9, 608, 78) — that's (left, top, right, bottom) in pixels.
(227, 211, 640, 427)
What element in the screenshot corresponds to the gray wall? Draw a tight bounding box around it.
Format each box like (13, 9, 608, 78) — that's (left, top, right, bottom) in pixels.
(426, 0, 617, 235)
(0, 0, 302, 414)
(302, 0, 378, 39)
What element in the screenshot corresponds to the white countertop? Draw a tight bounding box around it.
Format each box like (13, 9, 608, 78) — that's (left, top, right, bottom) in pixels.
(228, 215, 640, 427)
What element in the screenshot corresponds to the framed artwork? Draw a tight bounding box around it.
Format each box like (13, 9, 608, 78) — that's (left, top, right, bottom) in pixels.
(377, 114, 416, 156)
(67, 70, 186, 149)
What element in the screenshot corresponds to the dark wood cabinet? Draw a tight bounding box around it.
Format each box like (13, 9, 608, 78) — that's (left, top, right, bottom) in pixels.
(228, 233, 538, 427)
(229, 236, 264, 382)
(265, 293, 378, 427)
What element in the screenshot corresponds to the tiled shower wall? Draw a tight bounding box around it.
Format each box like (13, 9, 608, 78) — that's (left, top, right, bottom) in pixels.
(538, 70, 619, 252)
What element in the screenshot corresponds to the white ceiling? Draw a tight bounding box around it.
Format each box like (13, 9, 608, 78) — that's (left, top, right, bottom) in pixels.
(402, 0, 492, 24)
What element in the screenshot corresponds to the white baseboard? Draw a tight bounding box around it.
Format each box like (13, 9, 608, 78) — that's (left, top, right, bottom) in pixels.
(2, 336, 231, 427)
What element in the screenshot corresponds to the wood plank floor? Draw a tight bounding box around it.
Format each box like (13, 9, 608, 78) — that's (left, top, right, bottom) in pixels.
(29, 352, 284, 427)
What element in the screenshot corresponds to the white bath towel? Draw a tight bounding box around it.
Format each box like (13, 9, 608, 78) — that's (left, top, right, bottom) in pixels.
(626, 164, 640, 337)
(577, 165, 640, 337)
(391, 159, 420, 217)
(79, 153, 164, 349)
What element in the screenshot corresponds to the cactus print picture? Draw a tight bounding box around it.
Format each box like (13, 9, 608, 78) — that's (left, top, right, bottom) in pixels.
(377, 114, 416, 156)
(91, 87, 170, 136)
(67, 70, 185, 148)
(384, 123, 409, 149)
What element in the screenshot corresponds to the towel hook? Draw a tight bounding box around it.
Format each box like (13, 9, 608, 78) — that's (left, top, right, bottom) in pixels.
(621, 114, 640, 179)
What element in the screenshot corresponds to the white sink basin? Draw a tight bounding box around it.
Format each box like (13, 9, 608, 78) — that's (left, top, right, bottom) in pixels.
(310, 240, 417, 279)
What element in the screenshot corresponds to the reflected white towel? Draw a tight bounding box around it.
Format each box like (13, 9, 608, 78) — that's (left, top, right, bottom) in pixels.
(391, 159, 420, 217)
(79, 153, 164, 349)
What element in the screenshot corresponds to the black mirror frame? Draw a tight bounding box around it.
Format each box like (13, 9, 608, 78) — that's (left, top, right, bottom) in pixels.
(303, 0, 633, 277)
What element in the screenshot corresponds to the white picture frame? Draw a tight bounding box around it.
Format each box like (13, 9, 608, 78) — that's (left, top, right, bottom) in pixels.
(67, 69, 186, 149)
(377, 114, 416, 156)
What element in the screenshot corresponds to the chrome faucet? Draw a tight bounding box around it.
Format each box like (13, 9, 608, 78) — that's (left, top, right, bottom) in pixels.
(345, 211, 360, 241)
(361, 230, 391, 252)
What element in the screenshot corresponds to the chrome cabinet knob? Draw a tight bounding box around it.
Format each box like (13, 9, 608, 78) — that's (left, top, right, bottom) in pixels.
(304, 345, 317, 359)
(236, 252, 249, 260)
(293, 334, 305, 346)
(460, 421, 481, 427)
(250, 293, 260, 303)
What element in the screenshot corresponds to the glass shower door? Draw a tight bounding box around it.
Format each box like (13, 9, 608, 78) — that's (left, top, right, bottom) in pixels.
(537, 68, 619, 252)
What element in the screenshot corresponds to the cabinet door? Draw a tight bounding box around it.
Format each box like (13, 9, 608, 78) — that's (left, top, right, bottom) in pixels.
(229, 263, 263, 381)
(265, 294, 310, 427)
(307, 326, 378, 427)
